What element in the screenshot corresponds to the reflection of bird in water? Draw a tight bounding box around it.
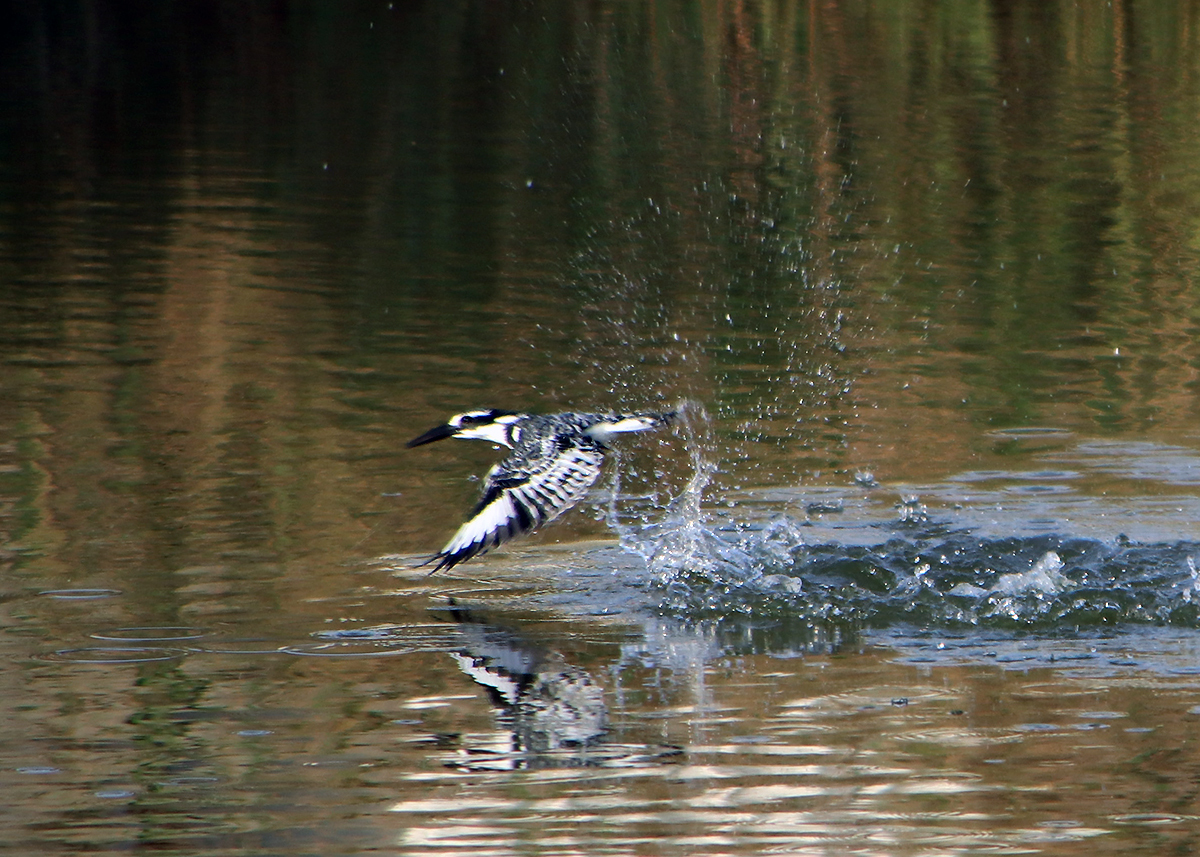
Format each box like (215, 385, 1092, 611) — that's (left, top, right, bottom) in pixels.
(442, 602, 607, 770)
(408, 408, 675, 572)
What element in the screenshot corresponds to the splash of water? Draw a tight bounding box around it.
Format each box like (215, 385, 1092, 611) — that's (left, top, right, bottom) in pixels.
(599, 406, 1200, 633)
(608, 402, 807, 610)
(614, 402, 724, 577)
(645, 522, 1200, 631)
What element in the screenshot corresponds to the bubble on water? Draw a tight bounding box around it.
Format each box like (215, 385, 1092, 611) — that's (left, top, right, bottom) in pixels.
(896, 494, 928, 524)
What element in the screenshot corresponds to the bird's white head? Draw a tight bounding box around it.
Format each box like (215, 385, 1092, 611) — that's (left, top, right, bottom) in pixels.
(407, 409, 524, 449)
(448, 409, 522, 446)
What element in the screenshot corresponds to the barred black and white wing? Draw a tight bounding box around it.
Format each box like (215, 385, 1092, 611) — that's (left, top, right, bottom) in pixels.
(424, 443, 605, 573)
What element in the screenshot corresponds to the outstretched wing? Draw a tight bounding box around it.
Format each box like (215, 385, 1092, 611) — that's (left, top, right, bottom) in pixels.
(424, 443, 605, 573)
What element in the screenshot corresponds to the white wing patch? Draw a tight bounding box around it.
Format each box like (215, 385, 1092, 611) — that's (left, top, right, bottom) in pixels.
(439, 490, 522, 560)
(427, 445, 605, 572)
(584, 414, 667, 445)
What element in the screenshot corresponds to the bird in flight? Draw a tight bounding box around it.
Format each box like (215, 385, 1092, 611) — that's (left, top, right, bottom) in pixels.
(407, 408, 675, 572)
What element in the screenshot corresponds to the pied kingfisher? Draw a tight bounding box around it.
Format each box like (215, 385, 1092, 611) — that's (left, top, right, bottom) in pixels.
(407, 408, 675, 572)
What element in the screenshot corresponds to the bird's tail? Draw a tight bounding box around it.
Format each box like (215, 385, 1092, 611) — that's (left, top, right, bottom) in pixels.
(585, 410, 675, 444)
(609, 411, 673, 432)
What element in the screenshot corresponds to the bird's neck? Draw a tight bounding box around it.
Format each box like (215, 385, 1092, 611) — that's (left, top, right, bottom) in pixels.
(454, 423, 515, 447)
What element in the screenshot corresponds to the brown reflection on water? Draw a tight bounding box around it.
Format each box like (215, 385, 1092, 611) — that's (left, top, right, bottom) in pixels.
(395, 623, 1200, 855)
(6, 567, 1200, 855)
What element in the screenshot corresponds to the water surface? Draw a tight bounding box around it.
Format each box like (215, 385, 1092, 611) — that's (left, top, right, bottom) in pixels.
(4, 2, 1200, 855)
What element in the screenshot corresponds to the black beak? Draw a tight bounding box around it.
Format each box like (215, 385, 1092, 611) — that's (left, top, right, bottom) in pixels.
(406, 423, 456, 448)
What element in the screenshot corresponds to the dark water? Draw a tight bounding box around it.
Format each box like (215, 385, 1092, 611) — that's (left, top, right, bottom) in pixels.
(5, 1, 1200, 854)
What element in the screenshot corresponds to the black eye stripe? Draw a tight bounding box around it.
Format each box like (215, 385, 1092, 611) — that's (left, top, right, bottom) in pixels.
(456, 411, 496, 426)
(458, 410, 518, 427)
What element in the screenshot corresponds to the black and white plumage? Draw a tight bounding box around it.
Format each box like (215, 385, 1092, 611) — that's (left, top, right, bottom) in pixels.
(407, 408, 675, 572)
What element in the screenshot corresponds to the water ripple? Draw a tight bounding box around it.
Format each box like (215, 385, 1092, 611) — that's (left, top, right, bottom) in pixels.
(90, 626, 206, 642)
(37, 588, 122, 600)
(38, 646, 190, 664)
